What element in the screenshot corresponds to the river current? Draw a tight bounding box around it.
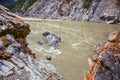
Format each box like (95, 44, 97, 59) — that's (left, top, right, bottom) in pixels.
(24, 18, 120, 80)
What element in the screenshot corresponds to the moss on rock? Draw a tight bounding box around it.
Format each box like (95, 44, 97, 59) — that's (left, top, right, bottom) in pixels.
(0, 5, 62, 80)
(4, 20, 30, 38)
(83, 0, 90, 8)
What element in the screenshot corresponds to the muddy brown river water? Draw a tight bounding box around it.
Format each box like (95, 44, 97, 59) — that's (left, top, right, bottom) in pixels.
(24, 18, 120, 80)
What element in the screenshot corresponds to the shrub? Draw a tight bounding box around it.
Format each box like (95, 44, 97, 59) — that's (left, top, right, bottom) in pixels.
(83, 0, 90, 8)
(12, 0, 38, 13)
(117, 0, 120, 5)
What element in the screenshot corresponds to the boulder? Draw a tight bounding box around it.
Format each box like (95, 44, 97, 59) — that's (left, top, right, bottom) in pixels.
(38, 31, 61, 49)
(85, 31, 120, 80)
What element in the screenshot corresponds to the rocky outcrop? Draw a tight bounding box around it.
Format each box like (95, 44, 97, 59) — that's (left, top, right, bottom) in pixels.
(0, 5, 62, 80)
(85, 31, 120, 80)
(38, 32, 61, 49)
(24, 0, 120, 24)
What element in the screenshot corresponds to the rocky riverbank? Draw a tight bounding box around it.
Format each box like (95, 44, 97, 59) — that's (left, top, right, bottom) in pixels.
(85, 31, 120, 80)
(24, 0, 120, 24)
(0, 5, 62, 80)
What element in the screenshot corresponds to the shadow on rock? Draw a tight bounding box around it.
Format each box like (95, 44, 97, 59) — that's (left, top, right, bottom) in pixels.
(85, 31, 120, 80)
(38, 31, 61, 49)
(0, 5, 63, 80)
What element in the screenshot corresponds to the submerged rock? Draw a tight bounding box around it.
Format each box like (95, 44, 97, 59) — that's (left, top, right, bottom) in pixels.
(38, 31, 61, 49)
(45, 55, 52, 61)
(0, 5, 62, 80)
(85, 31, 120, 80)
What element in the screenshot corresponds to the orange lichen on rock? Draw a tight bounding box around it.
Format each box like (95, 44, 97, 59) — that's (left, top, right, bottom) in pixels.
(0, 5, 34, 60)
(0, 5, 63, 80)
(15, 16, 26, 26)
(100, 47, 105, 52)
(107, 31, 120, 48)
(108, 31, 120, 42)
(85, 31, 120, 80)
(0, 5, 26, 27)
(85, 58, 106, 80)
(85, 71, 94, 80)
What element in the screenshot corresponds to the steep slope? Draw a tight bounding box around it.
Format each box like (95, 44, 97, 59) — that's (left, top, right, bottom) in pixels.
(0, 5, 62, 80)
(24, 0, 120, 24)
(0, 0, 38, 13)
(85, 31, 120, 80)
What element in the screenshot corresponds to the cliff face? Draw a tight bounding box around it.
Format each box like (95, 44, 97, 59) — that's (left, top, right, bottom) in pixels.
(85, 31, 120, 80)
(24, 0, 120, 24)
(0, 5, 62, 80)
(0, 0, 38, 13)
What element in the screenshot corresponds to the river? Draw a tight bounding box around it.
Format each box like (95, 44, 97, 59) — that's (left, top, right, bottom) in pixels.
(24, 18, 120, 80)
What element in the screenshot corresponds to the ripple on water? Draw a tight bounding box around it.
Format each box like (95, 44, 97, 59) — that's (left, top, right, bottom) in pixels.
(26, 18, 120, 80)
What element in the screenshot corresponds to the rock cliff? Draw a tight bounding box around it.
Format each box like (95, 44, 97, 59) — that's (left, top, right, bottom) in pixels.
(85, 31, 120, 80)
(0, 5, 62, 80)
(24, 0, 120, 24)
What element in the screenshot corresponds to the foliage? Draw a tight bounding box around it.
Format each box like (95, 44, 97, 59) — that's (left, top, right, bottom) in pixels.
(83, 0, 90, 8)
(11, 0, 38, 13)
(117, 0, 120, 5)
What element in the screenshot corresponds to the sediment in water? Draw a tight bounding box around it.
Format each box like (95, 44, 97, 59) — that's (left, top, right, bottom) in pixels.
(0, 5, 62, 80)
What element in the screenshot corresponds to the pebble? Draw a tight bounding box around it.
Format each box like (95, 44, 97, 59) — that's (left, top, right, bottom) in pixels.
(45, 55, 52, 60)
